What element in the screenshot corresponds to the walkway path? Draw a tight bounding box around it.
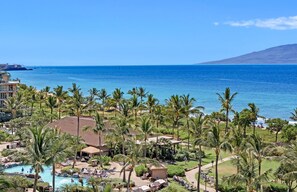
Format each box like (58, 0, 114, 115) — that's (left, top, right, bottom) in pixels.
(185, 156, 236, 192)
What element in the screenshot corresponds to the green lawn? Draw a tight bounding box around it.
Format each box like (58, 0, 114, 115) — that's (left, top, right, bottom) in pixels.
(207, 159, 281, 181)
(176, 160, 198, 170)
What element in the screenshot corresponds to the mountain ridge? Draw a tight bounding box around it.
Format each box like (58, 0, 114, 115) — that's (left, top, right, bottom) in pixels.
(201, 44, 297, 64)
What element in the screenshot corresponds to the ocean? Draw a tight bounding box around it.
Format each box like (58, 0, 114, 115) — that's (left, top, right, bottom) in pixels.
(9, 65, 297, 119)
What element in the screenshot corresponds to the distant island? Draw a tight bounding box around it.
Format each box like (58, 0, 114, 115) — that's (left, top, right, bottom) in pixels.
(0, 63, 30, 71)
(201, 44, 297, 64)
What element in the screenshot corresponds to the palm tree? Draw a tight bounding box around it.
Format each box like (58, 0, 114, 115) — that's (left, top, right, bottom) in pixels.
(68, 90, 90, 166)
(231, 127, 246, 173)
(47, 130, 74, 191)
(248, 103, 262, 135)
(46, 95, 57, 123)
(166, 95, 184, 140)
(238, 109, 253, 138)
(275, 141, 297, 192)
(266, 118, 288, 142)
(3, 96, 23, 120)
(25, 126, 53, 192)
(146, 94, 159, 115)
(290, 108, 297, 121)
(216, 87, 237, 133)
(113, 140, 158, 192)
(98, 88, 110, 117)
(181, 94, 204, 150)
(207, 123, 233, 192)
(225, 148, 270, 192)
(153, 105, 164, 128)
(247, 134, 265, 177)
(84, 112, 105, 147)
(127, 87, 138, 97)
(190, 114, 206, 192)
(137, 87, 148, 107)
(112, 88, 124, 112)
(113, 115, 131, 182)
(54, 85, 68, 119)
(130, 95, 140, 124)
(138, 117, 153, 157)
(88, 88, 99, 102)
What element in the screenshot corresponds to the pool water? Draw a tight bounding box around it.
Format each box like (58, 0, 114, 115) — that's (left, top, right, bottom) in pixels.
(4, 165, 87, 189)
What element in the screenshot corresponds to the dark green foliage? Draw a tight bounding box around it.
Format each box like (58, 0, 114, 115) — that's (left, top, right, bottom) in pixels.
(282, 124, 297, 142)
(218, 184, 245, 192)
(103, 183, 112, 192)
(1, 149, 15, 157)
(135, 164, 148, 177)
(167, 165, 185, 177)
(174, 150, 190, 161)
(263, 182, 288, 192)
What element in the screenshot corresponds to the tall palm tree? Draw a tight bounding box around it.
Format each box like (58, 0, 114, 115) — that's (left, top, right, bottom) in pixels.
(127, 87, 138, 97)
(225, 148, 270, 192)
(138, 117, 153, 157)
(47, 130, 74, 191)
(112, 88, 124, 112)
(181, 94, 204, 150)
(54, 85, 68, 119)
(3, 96, 23, 120)
(46, 95, 57, 123)
(146, 94, 159, 115)
(98, 88, 110, 118)
(137, 87, 148, 107)
(231, 127, 246, 173)
(248, 103, 262, 135)
(25, 126, 53, 192)
(84, 112, 105, 147)
(88, 88, 99, 102)
(247, 134, 265, 177)
(207, 123, 233, 192)
(216, 87, 237, 133)
(113, 115, 131, 182)
(130, 95, 140, 124)
(113, 140, 158, 192)
(238, 109, 253, 138)
(153, 105, 164, 128)
(190, 114, 206, 192)
(68, 90, 90, 166)
(166, 95, 184, 140)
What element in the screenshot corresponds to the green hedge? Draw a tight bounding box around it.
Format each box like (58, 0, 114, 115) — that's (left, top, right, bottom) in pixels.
(167, 165, 185, 177)
(218, 184, 245, 192)
(135, 164, 148, 177)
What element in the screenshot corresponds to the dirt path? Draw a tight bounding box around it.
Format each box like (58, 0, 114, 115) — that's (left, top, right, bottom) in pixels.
(185, 156, 236, 192)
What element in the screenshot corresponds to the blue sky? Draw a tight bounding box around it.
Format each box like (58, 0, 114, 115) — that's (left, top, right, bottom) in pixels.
(0, 0, 297, 66)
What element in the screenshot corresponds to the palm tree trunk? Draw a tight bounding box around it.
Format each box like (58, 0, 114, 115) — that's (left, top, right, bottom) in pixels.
(144, 138, 147, 157)
(253, 123, 256, 135)
(244, 126, 247, 138)
(122, 138, 126, 182)
(187, 120, 190, 150)
(33, 172, 39, 192)
(52, 163, 56, 192)
(58, 105, 61, 119)
(127, 168, 133, 192)
(99, 132, 101, 147)
(225, 109, 229, 134)
(31, 103, 34, 115)
(215, 153, 219, 192)
(197, 145, 202, 192)
(275, 132, 279, 142)
(50, 108, 53, 123)
(73, 114, 80, 168)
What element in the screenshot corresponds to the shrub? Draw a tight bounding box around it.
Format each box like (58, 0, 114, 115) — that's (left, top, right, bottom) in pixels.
(174, 150, 189, 161)
(263, 183, 288, 192)
(88, 155, 111, 167)
(135, 164, 148, 177)
(218, 184, 245, 192)
(61, 166, 80, 174)
(167, 165, 185, 177)
(1, 149, 15, 157)
(103, 183, 112, 192)
(265, 146, 285, 157)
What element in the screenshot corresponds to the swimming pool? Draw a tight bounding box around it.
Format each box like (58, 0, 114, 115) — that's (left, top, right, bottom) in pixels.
(4, 165, 87, 189)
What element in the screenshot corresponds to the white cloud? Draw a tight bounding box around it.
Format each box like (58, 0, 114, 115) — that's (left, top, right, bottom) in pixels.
(223, 16, 297, 30)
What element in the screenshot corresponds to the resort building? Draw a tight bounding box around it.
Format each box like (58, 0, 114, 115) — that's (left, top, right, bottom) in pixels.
(49, 116, 112, 154)
(0, 71, 20, 106)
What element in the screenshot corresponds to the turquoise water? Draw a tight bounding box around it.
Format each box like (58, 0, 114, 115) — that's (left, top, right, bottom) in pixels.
(4, 165, 87, 189)
(9, 65, 297, 119)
